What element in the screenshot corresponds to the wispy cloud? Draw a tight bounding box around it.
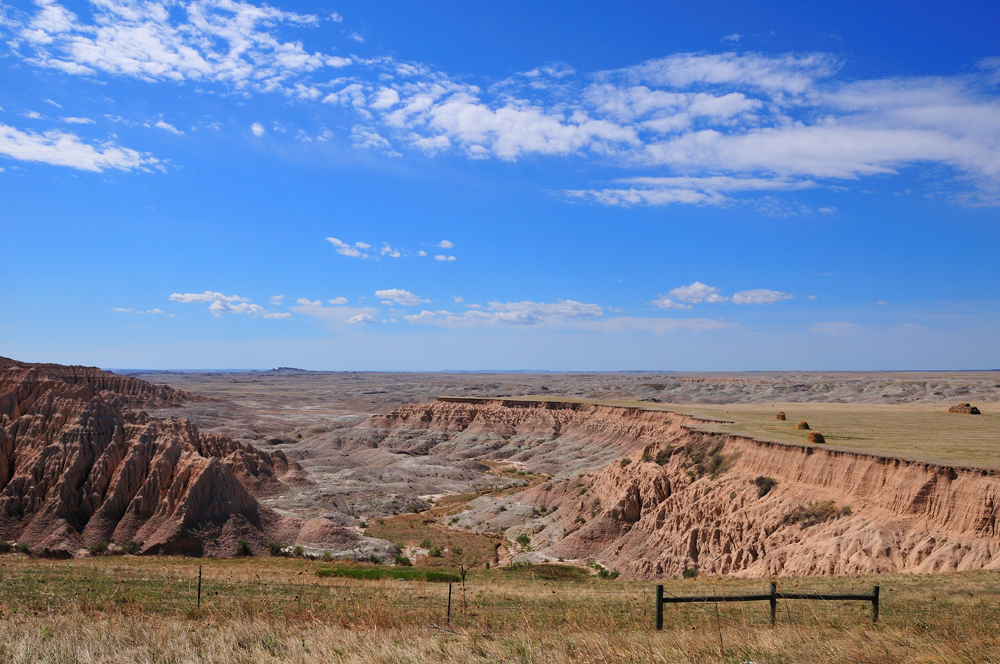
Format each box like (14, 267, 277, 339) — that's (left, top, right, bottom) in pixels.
(731, 289, 793, 304)
(169, 291, 290, 318)
(327, 236, 367, 258)
(376, 289, 428, 306)
(251, 123, 265, 137)
(155, 120, 183, 135)
(0, 122, 156, 172)
(434, 254, 456, 262)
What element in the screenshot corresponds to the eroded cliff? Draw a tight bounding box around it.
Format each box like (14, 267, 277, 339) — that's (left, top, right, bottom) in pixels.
(369, 398, 1000, 578)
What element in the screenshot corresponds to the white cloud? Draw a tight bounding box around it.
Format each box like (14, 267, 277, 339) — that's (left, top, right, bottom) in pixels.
(169, 291, 289, 318)
(375, 289, 428, 306)
(380, 243, 401, 258)
(417, 250, 427, 256)
(650, 297, 691, 310)
(731, 289, 793, 304)
(329, 12, 343, 22)
(565, 176, 817, 207)
(155, 120, 183, 135)
(348, 32, 365, 43)
(667, 281, 728, 304)
(434, 254, 456, 261)
(453, 296, 464, 303)
(328, 296, 348, 305)
(347, 314, 375, 324)
(113, 307, 164, 314)
(437, 239, 454, 248)
(270, 295, 285, 305)
(355, 242, 371, 249)
(44, 99, 62, 108)
(251, 123, 265, 137)
(296, 298, 321, 306)
(0, 122, 156, 172)
(169, 291, 249, 303)
(326, 237, 367, 258)
(16, 0, 343, 94)
(61, 117, 94, 124)
(721, 34, 740, 43)
(23, 111, 43, 119)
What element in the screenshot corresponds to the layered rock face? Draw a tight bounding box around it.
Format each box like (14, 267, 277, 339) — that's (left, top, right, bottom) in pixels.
(375, 399, 1000, 579)
(0, 358, 304, 556)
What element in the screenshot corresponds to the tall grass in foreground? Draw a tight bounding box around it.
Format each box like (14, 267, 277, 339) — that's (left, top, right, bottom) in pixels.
(0, 555, 998, 662)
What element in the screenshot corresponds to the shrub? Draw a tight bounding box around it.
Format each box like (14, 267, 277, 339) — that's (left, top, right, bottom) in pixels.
(16, 543, 30, 556)
(369, 554, 381, 564)
(293, 545, 304, 558)
(322, 551, 333, 562)
(451, 546, 463, 555)
(449, 516, 460, 524)
(358, 521, 367, 528)
(515, 533, 531, 548)
(419, 539, 433, 549)
(394, 555, 412, 566)
(707, 452, 726, 475)
(266, 542, 284, 557)
(642, 450, 651, 462)
(683, 567, 699, 579)
(0, 541, 11, 554)
(781, 501, 852, 528)
(236, 540, 252, 556)
(428, 547, 442, 557)
(598, 568, 620, 579)
(410, 505, 421, 513)
(620, 458, 632, 468)
(88, 541, 108, 556)
(753, 476, 777, 498)
(654, 449, 672, 465)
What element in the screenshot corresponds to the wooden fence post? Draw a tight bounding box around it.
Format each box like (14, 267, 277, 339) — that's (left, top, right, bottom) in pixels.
(197, 565, 202, 610)
(656, 584, 663, 630)
(769, 582, 777, 626)
(447, 582, 452, 624)
(872, 585, 880, 624)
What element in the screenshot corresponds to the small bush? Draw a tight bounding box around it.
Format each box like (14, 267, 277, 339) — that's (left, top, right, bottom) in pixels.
(0, 542, 11, 554)
(369, 554, 381, 564)
(419, 539, 433, 548)
(451, 546, 463, 555)
(358, 521, 367, 528)
(620, 458, 632, 468)
(266, 542, 284, 557)
(410, 505, 421, 513)
(236, 540, 252, 556)
(598, 568, 620, 579)
(781, 501, 852, 528)
(515, 533, 531, 548)
(654, 449, 672, 465)
(322, 551, 333, 562)
(707, 452, 726, 475)
(683, 567, 699, 579)
(753, 476, 777, 498)
(88, 541, 109, 556)
(16, 543, 30, 556)
(642, 450, 651, 462)
(394, 555, 412, 566)
(293, 545, 305, 558)
(428, 547, 443, 557)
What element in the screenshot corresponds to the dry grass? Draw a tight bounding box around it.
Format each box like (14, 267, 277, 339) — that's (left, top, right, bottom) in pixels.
(1, 553, 999, 662)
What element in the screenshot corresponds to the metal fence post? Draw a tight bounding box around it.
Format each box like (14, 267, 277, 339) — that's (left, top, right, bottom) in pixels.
(872, 585, 880, 624)
(769, 582, 777, 626)
(447, 582, 452, 624)
(656, 584, 664, 630)
(197, 565, 202, 610)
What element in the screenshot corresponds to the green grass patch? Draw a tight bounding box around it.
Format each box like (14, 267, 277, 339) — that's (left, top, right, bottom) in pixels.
(316, 566, 460, 583)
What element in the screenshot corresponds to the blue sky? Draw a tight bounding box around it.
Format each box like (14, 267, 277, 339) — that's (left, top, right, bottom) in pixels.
(1, 0, 998, 370)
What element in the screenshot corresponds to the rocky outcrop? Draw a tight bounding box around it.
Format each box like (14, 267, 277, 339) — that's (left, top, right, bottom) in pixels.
(385, 399, 1000, 579)
(0, 358, 302, 556)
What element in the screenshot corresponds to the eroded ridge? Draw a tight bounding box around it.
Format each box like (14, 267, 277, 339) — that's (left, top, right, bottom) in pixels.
(373, 398, 1000, 578)
(0, 358, 305, 556)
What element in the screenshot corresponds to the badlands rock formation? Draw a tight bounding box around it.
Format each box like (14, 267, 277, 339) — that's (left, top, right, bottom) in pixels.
(0, 358, 364, 557)
(367, 399, 1000, 579)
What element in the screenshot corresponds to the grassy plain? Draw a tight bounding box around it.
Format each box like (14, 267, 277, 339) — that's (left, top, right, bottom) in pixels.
(1, 552, 998, 662)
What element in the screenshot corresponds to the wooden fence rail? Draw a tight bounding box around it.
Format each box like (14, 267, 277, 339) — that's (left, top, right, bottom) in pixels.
(655, 582, 880, 629)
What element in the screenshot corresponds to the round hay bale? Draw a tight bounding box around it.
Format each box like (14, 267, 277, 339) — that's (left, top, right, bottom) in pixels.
(807, 432, 826, 444)
(796, 421, 810, 430)
(776, 411, 786, 421)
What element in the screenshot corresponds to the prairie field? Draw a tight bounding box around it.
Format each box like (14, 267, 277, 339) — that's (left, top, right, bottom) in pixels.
(1, 552, 999, 663)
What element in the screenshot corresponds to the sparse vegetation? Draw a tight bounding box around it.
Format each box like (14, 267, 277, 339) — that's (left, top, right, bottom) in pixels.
(16, 543, 30, 556)
(394, 555, 412, 566)
(620, 457, 632, 467)
(121, 540, 142, 555)
(683, 567, 699, 579)
(236, 540, 252, 556)
(515, 534, 531, 548)
(266, 541, 284, 556)
(782, 501, 852, 528)
(88, 541, 108, 556)
(322, 551, 333, 562)
(753, 475, 777, 497)
(293, 545, 305, 558)
(419, 539, 433, 548)
(428, 547, 442, 557)
(368, 554, 381, 564)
